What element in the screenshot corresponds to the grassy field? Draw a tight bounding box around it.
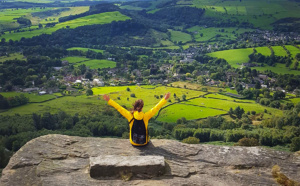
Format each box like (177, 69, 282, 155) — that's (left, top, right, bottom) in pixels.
(252, 63, 300, 75)
(0, 53, 25, 63)
(157, 103, 227, 122)
(0, 96, 104, 116)
(169, 30, 192, 44)
(0, 8, 54, 31)
(169, 81, 220, 92)
(187, 26, 254, 42)
(207, 48, 253, 68)
(205, 93, 255, 103)
(208, 46, 300, 74)
(285, 45, 300, 58)
(1, 11, 130, 41)
(0, 92, 57, 103)
(39, 7, 89, 24)
(74, 59, 116, 69)
(184, 97, 283, 117)
(92, 85, 206, 112)
(190, 0, 300, 29)
(67, 47, 104, 53)
(255, 47, 271, 56)
(61, 56, 89, 63)
(272, 46, 287, 57)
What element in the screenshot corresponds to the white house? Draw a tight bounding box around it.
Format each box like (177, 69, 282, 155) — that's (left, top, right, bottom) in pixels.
(74, 80, 82, 84)
(39, 91, 47, 95)
(93, 79, 104, 86)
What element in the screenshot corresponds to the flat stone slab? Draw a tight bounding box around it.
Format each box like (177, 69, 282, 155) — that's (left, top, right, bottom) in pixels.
(89, 155, 165, 179)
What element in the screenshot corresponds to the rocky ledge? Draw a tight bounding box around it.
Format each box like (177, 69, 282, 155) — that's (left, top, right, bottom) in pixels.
(1, 134, 300, 186)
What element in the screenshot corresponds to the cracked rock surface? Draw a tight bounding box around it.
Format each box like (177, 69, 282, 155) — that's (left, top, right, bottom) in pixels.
(1, 134, 300, 186)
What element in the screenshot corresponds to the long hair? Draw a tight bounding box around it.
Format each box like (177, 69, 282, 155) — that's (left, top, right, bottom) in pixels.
(132, 99, 144, 113)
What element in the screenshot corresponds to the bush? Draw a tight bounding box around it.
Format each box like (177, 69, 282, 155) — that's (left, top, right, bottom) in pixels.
(86, 89, 93, 96)
(290, 137, 300, 152)
(182, 137, 200, 144)
(272, 165, 298, 186)
(130, 93, 135, 98)
(236, 137, 259, 147)
(126, 87, 130, 91)
(251, 111, 256, 115)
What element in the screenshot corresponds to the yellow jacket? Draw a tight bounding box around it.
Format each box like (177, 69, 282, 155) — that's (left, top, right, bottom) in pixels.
(108, 98, 167, 146)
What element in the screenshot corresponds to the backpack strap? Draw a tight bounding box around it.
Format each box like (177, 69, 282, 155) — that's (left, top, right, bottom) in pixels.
(129, 115, 134, 124)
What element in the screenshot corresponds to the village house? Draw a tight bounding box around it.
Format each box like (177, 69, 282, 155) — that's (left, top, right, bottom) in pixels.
(23, 87, 39, 93)
(53, 67, 62, 71)
(93, 79, 104, 86)
(149, 79, 162, 85)
(74, 80, 82, 84)
(62, 60, 69, 66)
(261, 85, 268, 88)
(258, 74, 268, 80)
(39, 91, 47, 95)
(180, 58, 195, 63)
(246, 84, 255, 89)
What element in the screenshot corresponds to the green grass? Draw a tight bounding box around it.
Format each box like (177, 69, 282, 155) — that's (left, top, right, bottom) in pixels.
(74, 59, 116, 69)
(252, 63, 300, 75)
(1, 11, 130, 41)
(61, 56, 89, 63)
(0, 53, 25, 63)
(169, 30, 192, 44)
(207, 47, 300, 75)
(289, 98, 300, 105)
(157, 103, 227, 122)
(183, 97, 283, 117)
(190, 0, 300, 29)
(205, 93, 255, 103)
(285, 45, 300, 58)
(0, 96, 104, 116)
(225, 88, 238, 95)
(38, 7, 90, 24)
(207, 48, 253, 68)
(0, 92, 57, 103)
(67, 47, 104, 53)
(187, 27, 254, 42)
(255, 47, 271, 56)
(272, 46, 287, 57)
(92, 85, 206, 112)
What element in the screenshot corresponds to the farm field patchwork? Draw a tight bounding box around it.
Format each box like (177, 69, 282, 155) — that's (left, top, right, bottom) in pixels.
(1, 11, 131, 41)
(183, 97, 283, 117)
(0, 96, 104, 116)
(205, 93, 255, 103)
(67, 47, 104, 53)
(0, 92, 57, 103)
(39, 7, 89, 24)
(0, 53, 25, 63)
(169, 30, 192, 44)
(92, 86, 206, 112)
(61, 56, 89, 63)
(252, 63, 300, 75)
(207, 48, 253, 68)
(74, 59, 116, 69)
(157, 103, 227, 123)
(255, 47, 271, 56)
(272, 46, 287, 56)
(187, 26, 254, 42)
(285, 45, 300, 58)
(208, 46, 300, 75)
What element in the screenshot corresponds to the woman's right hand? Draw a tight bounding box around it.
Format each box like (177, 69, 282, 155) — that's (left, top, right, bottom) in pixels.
(164, 92, 170, 100)
(103, 94, 110, 101)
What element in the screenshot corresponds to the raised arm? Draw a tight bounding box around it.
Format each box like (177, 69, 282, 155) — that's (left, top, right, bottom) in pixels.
(145, 92, 170, 120)
(103, 94, 132, 121)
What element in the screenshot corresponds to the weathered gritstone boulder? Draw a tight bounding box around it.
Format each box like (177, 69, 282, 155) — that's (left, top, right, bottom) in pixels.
(0, 134, 300, 186)
(89, 155, 165, 179)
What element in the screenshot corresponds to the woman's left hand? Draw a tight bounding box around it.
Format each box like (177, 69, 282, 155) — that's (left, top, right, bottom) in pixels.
(103, 94, 110, 101)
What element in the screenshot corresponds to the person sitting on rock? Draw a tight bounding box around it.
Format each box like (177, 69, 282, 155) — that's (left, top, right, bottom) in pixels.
(103, 92, 170, 146)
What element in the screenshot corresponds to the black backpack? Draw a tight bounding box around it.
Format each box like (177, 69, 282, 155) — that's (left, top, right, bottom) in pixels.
(129, 116, 147, 144)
